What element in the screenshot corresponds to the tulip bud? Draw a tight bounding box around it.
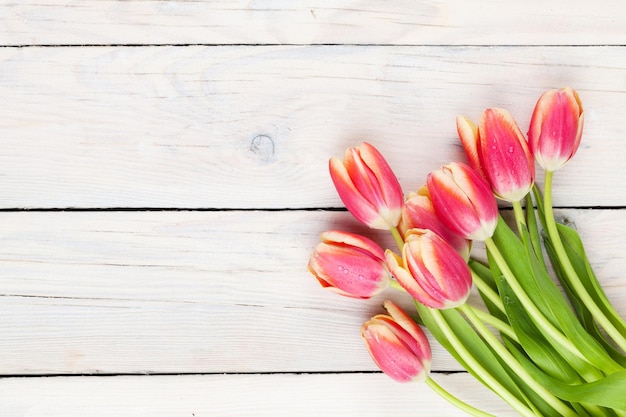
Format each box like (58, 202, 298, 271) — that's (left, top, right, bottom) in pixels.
(528, 87, 584, 172)
(385, 229, 472, 309)
(308, 230, 390, 299)
(427, 162, 498, 241)
(361, 300, 431, 383)
(329, 142, 404, 229)
(400, 188, 471, 260)
(457, 109, 535, 202)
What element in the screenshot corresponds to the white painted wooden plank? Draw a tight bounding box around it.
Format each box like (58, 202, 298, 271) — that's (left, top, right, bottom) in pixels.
(0, 373, 515, 417)
(1, 45, 625, 209)
(2, 1, 625, 46)
(0, 209, 624, 375)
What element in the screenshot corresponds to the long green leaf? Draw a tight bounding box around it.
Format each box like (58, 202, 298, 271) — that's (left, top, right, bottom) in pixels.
(556, 222, 626, 338)
(544, 232, 626, 367)
(415, 303, 531, 409)
(469, 259, 508, 323)
(498, 276, 584, 383)
(509, 341, 626, 411)
(491, 216, 622, 374)
(525, 193, 546, 270)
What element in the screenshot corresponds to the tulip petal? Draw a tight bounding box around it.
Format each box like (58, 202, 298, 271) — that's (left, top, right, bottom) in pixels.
(320, 230, 385, 260)
(329, 157, 388, 229)
(457, 115, 484, 176)
(361, 322, 428, 382)
(529, 87, 584, 171)
(385, 249, 444, 309)
(478, 108, 535, 202)
(358, 142, 404, 217)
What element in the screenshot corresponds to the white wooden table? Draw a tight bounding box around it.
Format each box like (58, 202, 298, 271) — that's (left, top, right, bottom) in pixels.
(1, 2, 625, 416)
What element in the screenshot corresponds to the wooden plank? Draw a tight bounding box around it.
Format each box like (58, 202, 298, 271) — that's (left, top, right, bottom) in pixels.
(0, 373, 515, 417)
(2, 1, 625, 46)
(1, 45, 625, 209)
(0, 209, 624, 375)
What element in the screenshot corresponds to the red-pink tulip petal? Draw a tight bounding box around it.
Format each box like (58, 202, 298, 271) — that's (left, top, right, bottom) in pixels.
(309, 231, 389, 299)
(400, 192, 470, 260)
(478, 108, 535, 202)
(361, 303, 431, 383)
(457, 115, 484, 176)
(329, 143, 403, 229)
(385, 250, 443, 308)
(403, 230, 472, 309)
(427, 162, 498, 241)
(528, 87, 584, 171)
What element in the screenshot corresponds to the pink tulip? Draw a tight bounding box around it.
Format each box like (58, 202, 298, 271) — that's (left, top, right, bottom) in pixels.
(385, 229, 472, 309)
(361, 300, 431, 383)
(528, 87, 584, 171)
(457, 109, 535, 202)
(308, 230, 390, 299)
(400, 188, 471, 260)
(329, 142, 404, 229)
(427, 162, 498, 241)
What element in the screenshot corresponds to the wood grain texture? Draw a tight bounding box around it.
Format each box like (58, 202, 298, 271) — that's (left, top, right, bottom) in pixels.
(1, 45, 626, 209)
(0, 373, 515, 417)
(3, 3, 626, 415)
(3, 1, 625, 46)
(1, 209, 624, 375)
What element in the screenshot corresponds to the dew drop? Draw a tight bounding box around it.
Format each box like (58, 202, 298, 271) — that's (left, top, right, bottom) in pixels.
(344, 269, 349, 274)
(358, 274, 365, 280)
(508, 146, 514, 153)
(337, 265, 343, 271)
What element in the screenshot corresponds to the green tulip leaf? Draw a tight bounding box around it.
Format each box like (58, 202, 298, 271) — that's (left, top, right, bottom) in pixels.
(415, 303, 531, 409)
(490, 216, 622, 374)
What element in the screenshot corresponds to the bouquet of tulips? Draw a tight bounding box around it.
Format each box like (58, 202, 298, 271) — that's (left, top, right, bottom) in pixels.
(308, 87, 626, 416)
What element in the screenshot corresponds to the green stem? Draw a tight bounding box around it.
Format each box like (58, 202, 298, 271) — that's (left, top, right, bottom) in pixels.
(389, 225, 404, 252)
(543, 170, 626, 353)
(471, 270, 506, 314)
(512, 200, 527, 240)
(469, 306, 518, 342)
(459, 304, 578, 417)
(484, 237, 589, 364)
(426, 376, 497, 417)
(427, 308, 537, 417)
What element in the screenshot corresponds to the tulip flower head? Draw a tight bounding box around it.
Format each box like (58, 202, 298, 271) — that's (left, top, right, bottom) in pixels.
(457, 109, 535, 202)
(427, 162, 498, 241)
(400, 188, 471, 260)
(329, 142, 404, 230)
(385, 229, 472, 309)
(308, 230, 390, 299)
(528, 87, 584, 172)
(361, 300, 431, 383)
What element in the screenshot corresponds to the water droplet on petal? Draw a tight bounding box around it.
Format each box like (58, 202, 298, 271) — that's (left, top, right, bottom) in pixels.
(337, 265, 343, 271)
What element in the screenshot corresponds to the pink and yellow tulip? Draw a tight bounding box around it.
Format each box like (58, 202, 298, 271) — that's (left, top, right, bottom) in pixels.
(528, 87, 584, 172)
(385, 229, 472, 309)
(457, 109, 534, 202)
(308, 230, 390, 299)
(329, 142, 404, 229)
(400, 187, 470, 260)
(427, 162, 498, 241)
(361, 300, 431, 383)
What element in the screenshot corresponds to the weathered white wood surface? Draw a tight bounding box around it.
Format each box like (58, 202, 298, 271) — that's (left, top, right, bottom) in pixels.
(1, 45, 626, 208)
(3, 1, 626, 46)
(1, 210, 624, 375)
(0, 373, 513, 417)
(2, 2, 626, 416)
